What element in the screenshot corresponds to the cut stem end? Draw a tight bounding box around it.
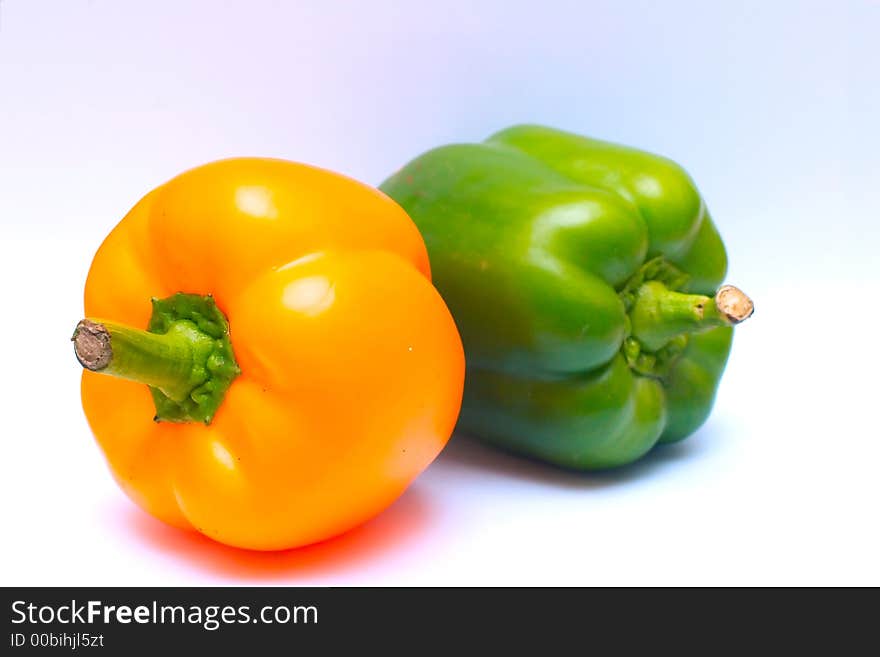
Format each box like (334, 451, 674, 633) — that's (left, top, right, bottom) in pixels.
(72, 320, 112, 371)
(715, 285, 754, 325)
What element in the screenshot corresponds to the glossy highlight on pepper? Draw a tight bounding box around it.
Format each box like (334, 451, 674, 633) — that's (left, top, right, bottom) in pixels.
(381, 125, 753, 470)
(74, 158, 465, 550)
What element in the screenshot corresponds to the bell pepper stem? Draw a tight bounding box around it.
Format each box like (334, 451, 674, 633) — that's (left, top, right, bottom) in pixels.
(72, 293, 240, 424)
(629, 282, 753, 352)
(72, 318, 209, 403)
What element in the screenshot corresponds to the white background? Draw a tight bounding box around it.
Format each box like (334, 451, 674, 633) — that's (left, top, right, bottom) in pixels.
(1, 0, 878, 585)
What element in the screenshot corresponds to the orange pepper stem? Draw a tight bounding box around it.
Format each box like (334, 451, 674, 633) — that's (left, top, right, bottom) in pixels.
(73, 318, 209, 401)
(71, 293, 240, 424)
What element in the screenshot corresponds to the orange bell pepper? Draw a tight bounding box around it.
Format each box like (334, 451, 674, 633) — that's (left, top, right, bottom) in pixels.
(72, 158, 465, 551)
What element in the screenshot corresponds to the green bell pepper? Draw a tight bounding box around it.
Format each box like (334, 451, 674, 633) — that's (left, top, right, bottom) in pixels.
(380, 125, 753, 470)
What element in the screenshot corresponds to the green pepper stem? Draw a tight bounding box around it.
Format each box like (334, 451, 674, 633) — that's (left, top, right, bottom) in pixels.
(72, 318, 209, 403)
(629, 281, 753, 352)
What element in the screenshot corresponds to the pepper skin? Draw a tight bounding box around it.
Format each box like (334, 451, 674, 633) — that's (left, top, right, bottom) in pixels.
(74, 158, 464, 550)
(380, 125, 752, 470)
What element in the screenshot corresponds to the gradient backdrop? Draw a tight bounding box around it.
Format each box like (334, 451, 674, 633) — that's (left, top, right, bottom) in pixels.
(1, 0, 877, 584)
